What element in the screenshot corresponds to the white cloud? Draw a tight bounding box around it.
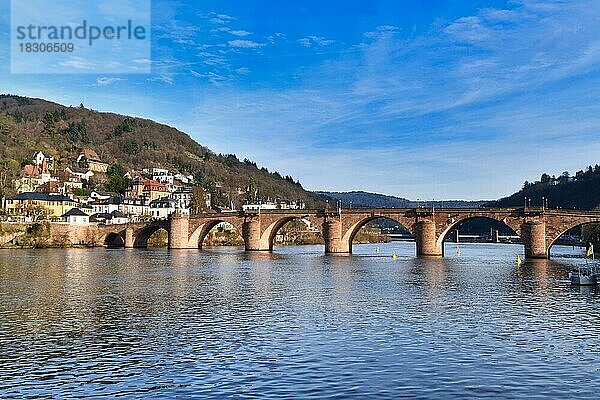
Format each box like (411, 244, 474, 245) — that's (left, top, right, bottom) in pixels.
(298, 36, 335, 47)
(155, 21, 200, 45)
(230, 30, 251, 37)
(297, 38, 312, 47)
(364, 25, 400, 40)
(210, 13, 236, 24)
(59, 57, 93, 70)
(444, 16, 492, 43)
(227, 39, 265, 48)
(148, 74, 174, 85)
(191, 70, 227, 86)
(133, 58, 152, 65)
(94, 77, 124, 86)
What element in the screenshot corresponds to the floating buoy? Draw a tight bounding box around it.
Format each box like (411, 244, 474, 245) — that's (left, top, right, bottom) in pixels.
(516, 254, 522, 266)
(376, 246, 380, 253)
(391, 251, 397, 260)
(457, 246, 461, 256)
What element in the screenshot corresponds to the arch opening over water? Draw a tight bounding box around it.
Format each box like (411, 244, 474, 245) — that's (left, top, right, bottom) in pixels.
(197, 220, 243, 249)
(440, 216, 520, 245)
(134, 226, 169, 248)
(104, 232, 125, 248)
(347, 216, 414, 254)
(548, 223, 590, 257)
(268, 217, 324, 250)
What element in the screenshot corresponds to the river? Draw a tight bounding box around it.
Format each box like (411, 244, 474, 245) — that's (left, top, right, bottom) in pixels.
(1, 242, 599, 398)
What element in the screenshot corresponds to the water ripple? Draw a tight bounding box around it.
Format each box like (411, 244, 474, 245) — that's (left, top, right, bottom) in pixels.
(1, 243, 599, 398)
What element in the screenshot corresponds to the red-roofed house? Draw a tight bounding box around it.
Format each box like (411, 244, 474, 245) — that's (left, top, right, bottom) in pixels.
(14, 159, 53, 193)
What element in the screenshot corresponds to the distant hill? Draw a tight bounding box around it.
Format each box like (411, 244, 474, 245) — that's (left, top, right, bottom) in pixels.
(488, 166, 600, 210)
(316, 191, 485, 208)
(0, 94, 324, 207)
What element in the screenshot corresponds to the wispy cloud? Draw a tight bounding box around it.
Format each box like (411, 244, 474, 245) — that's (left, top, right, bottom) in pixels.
(444, 16, 492, 43)
(147, 74, 174, 85)
(191, 70, 227, 86)
(59, 57, 94, 70)
(363, 25, 400, 40)
(209, 13, 236, 24)
(298, 35, 335, 47)
(230, 30, 251, 37)
(94, 77, 124, 86)
(227, 39, 265, 48)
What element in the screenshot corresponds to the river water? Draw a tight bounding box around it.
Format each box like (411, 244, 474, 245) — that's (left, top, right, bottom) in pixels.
(1, 242, 599, 399)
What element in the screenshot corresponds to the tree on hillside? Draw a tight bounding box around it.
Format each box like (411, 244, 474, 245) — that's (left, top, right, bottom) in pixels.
(194, 170, 213, 190)
(43, 112, 56, 137)
(247, 178, 258, 202)
(189, 187, 211, 215)
(0, 159, 20, 198)
(63, 122, 89, 143)
(123, 139, 139, 155)
(558, 171, 570, 184)
(112, 118, 137, 137)
(106, 164, 132, 195)
(540, 173, 552, 184)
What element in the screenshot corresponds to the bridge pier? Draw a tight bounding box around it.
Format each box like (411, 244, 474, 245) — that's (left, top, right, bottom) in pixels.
(415, 220, 443, 257)
(243, 218, 269, 251)
(323, 218, 349, 253)
(168, 213, 193, 249)
(124, 227, 134, 248)
(521, 220, 548, 259)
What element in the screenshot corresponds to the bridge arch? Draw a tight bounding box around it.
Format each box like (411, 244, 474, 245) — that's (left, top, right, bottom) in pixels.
(264, 216, 323, 251)
(104, 231, 125, 248)
(133, 224, 169, 248)
(547, 222, 594, 255)
(435, 215, 521, 250)
(189, 219, 243, 249)
(341, 216, 414, 254)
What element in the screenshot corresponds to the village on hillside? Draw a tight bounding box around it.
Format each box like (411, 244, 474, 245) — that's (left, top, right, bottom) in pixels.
(1, 149, 306, 226)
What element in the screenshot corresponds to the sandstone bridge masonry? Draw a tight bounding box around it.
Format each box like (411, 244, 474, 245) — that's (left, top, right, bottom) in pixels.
(85, 207, 600, 259)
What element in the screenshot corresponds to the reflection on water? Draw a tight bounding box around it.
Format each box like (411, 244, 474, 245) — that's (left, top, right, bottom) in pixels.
(1, 243, 600, 398)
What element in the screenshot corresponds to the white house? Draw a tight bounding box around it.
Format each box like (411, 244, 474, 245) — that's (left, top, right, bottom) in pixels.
(143, 168, 174, 185)
(174, 173, 194, 184)
(149, 197, 177, 219)
(170, 186, 196, 213)
(90, 210, 129, 225)
(61, 208, 89, 224)
(32, 151, 54, 170)
(90, 197, 150, 220)
(66, 166, 94, 181)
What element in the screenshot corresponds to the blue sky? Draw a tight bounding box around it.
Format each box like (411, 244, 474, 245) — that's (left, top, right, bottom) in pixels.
(1, 0, 600, 200)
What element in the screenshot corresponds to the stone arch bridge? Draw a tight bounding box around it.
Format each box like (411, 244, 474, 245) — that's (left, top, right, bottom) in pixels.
(94, 207, 600, 259)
